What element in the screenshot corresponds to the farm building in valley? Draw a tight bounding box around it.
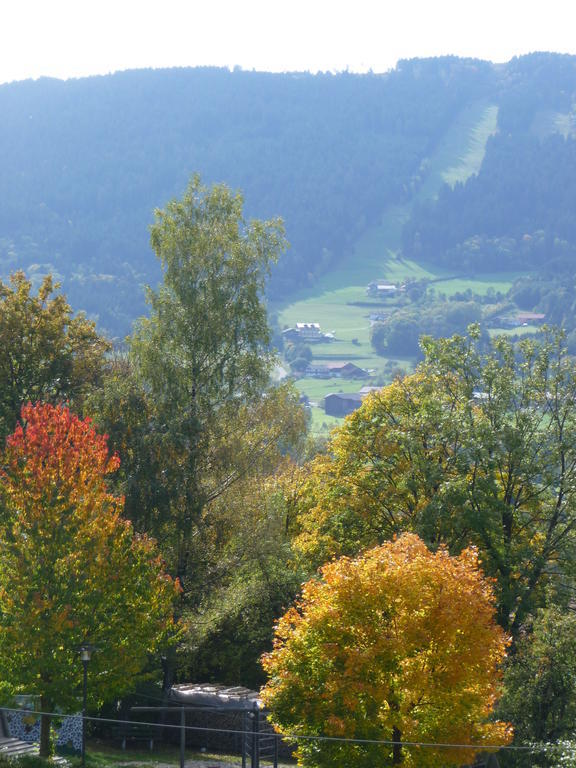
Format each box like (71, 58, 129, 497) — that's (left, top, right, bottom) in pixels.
(282, 323, 334, 343)
(306, 362, 370, 379)
(324, 386, 381, 417)
(324, 392, 365, 417)
(366, 281, 403, 298)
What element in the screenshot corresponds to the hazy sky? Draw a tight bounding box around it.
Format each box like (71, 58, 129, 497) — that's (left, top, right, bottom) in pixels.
(1, 0, 574, 85)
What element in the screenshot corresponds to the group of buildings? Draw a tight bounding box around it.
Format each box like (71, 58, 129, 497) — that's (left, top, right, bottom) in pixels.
(282, 322, 335, 344)
(283, 321, 379, 418)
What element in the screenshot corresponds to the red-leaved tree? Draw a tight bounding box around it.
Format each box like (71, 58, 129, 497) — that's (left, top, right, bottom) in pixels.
(0, 403, 177, 755)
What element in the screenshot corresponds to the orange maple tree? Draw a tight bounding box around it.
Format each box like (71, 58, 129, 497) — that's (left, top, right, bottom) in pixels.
(261, 533, 512, 768)
(0, 403, 177, 755)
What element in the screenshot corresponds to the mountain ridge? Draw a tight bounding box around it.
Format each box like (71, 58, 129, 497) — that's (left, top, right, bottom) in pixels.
(0, 54, 574, 336)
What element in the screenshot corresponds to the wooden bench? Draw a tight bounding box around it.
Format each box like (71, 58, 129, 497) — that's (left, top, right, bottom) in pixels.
(114, 722, 157, 751)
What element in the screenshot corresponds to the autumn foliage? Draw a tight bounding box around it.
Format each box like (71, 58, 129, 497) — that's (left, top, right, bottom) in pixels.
(261, 533, 512, 768)
(290, 330, 576, 638)
(4, 401, 121, 508)
(0, 403, 177, 754)
(0, 271, 110, 439)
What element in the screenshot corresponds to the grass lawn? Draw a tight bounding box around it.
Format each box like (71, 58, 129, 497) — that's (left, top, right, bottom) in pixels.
(275, 252, 428, 381)
(294, 377, 367, 403)
(81, 741, 296, 768)
(307, 407, 345, 437)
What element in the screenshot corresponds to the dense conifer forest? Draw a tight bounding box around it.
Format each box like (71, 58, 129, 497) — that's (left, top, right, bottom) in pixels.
(3, 53, 576, 336)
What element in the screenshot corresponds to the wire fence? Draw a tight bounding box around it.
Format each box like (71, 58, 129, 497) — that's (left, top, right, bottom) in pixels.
(1, 705, 573, 768)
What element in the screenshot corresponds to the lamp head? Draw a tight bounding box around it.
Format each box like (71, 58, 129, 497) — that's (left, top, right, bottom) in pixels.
(77, 644, 96, 662)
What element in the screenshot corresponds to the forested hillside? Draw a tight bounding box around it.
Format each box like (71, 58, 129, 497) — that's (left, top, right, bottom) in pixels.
(402, 53, 576, 337)
(0, 58, 493, 335)
(1, 53, 576, 336)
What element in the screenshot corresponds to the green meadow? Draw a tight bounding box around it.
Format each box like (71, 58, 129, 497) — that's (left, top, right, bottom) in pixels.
(417, 101, 498, 200)
(308, 407, 348, 436)
(294, 377, 364, 402)
(429, 272, 524, 297)
(487, 324, 541, 338)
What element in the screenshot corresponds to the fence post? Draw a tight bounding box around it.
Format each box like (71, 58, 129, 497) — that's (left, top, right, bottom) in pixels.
(241, 711, 247, 768)
(251, 703, 259, 768)
(179, 707, 186, 768)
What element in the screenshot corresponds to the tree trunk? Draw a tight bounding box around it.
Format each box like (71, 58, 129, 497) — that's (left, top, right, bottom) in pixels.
(39, 703, 52, 757)
(392, 725, 402, 765)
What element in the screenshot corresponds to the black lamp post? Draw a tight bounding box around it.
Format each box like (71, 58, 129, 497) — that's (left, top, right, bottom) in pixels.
(78, 644, 95, 768)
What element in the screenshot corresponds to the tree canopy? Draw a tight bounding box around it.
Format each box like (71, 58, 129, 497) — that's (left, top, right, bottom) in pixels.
(131, 174, 286, 416)
(498, 605, 576, 745)
(0, 403, 177, 755)
(76, 176, 308, 689)
(127, 176, 297, 582)
(261, 533, 511, 768)
(291, 328, 576, 634)
(0, 271, 109, 438)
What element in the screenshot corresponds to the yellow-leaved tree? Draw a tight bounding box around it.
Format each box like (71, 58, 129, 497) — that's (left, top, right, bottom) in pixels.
(261, 533, 511, 768)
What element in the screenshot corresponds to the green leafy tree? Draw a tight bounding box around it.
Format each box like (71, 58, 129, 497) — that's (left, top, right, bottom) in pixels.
(85, 179, 306, 684)
(371, 314, 421, 356)
(284, 343, 313, 364)
(85, 356, 174, 540)
(0, 403, 177, 755)
(291, 327, 576, 635)
(131, 174, 285, 417)
(125, 176, 304, 591)
(290, 357, 310, 373)
(0, 271, 110, 438)
(89, 361, 306, 585)
(262, 533, 511, 768)
(499, 606, 576, 744)
(184, 473, 305, 688)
